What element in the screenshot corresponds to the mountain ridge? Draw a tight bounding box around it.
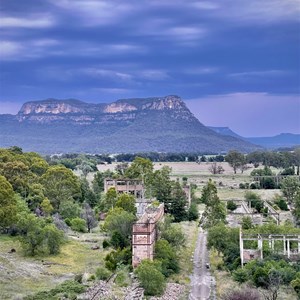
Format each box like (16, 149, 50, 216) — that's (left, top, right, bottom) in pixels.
(209, 127, 300, 149)
(0, 95, 259, 154)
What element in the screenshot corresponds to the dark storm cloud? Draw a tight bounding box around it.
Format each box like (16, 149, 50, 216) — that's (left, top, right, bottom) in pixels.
(0, 0, 299, 135)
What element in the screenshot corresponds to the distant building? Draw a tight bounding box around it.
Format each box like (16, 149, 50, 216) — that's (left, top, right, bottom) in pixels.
(104, 178, 144, 199)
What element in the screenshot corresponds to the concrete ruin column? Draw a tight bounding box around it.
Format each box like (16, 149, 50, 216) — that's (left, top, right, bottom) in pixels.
(298, 236, 300, 254)
(283, 236, 286, 255)
(287, 239, 290, 258)
(240, 229, 244, 267)
(258, 236, 263, 259)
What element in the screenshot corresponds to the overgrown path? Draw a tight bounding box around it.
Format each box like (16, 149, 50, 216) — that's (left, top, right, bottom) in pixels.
(188, 228, 215, 300)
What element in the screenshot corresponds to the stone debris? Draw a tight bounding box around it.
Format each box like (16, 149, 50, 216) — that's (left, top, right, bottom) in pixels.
(124, 282, 144, 300)
(78, 280, 114, 300)
(150, 283, 185, 300)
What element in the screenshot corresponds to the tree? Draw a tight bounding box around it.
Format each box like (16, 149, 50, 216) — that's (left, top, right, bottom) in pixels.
(168, 181, 188, 222)
(0, 175, 17, 229)
(225, 150, 246, 174)
(80, 177, 98, 207)
(43, 223, 65, 254)
(201, 180, 226, 228)
(115, 162, 129, 176)
(59, 200, 81, 220)
(100, 187, 118, 211)
(200, 179, 218, 205)
(208, 162, 224, 175)
(17, 213, 64, 256)
(160, 222, 186, 249)
(41, 166, 81, 210)
(102, 207, 136, 248)
(81, 202, 97, 233)
(293, 190, 300, 224)
(70, 217, 87, 233)
(245, 191, 264, 213)
(40, 198, 53, 216)
(281, 177, 300, 203)
(187, 203, 199, 221)
(125, 157, 153, 185)
(155, 239, 179, 277)
(135, 260, 166, 296)
(115, 193, 137, 215)
(92, 170, 114, 196)
(150, 166, 172, 202)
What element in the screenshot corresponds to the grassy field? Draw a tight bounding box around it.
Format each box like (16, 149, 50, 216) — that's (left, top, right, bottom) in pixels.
(0, 231, 109, 299)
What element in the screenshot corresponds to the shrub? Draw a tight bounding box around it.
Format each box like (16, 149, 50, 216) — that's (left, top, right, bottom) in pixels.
(23, 280, 86, 300)
(115, 267, 131, 287)
(223, 287, 261, 300)
(105, 247, 132, 271)
(155, 239, 179, 276)
(102, 239, 111, 248)
(161, 224, 186, 248)
(250, 182, 258, 189)
(241, 216, 252, 230)
(187, 203, 199, 221)
(274, 197, 289, 211)
(233, 268, 249, 283)
(70, 217, 87, 232)
(135, 260, 166, 296)
(88, 274, 95, 281)
(227, 201, 237, 211)
(95, 266, 112, 280)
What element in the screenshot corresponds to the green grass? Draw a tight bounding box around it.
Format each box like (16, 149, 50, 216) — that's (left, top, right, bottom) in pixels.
(0, 234, 110, 299)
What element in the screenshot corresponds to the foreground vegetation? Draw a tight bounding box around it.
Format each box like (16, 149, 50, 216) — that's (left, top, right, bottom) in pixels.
(1, 146, 300, 299)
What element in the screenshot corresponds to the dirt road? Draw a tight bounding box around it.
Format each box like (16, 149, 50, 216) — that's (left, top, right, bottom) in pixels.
(188, 229, 215, 300)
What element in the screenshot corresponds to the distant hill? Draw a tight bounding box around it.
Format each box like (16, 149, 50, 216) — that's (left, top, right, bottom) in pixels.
(0, 95, 259, 154)
(246, 133, 300, 149)
(209, 127, 300, 149)
(208, 127, 243, 139)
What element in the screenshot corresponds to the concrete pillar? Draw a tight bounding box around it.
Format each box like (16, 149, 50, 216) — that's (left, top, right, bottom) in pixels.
(272, 239, 274, 251)
(283, 236, 286, 255)
(298, 236, 300, 254)
(240, 229, 244, 267)
(258, 237, 263, 259)
(287, 239, 290, 258)
(268, 235, 272, 249)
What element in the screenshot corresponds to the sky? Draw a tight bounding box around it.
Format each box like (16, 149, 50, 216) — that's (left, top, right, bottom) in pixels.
(0, 0, 299, 137)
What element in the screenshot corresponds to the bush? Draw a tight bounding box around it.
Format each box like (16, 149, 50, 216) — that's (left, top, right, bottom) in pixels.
(187, 203, 199, 221)
(161, 224, 186, 248)
(135, 260, 166, 296)
(227, 201, 237, 211)
(105, 247, 132, 271)
(155, 239, 179, 277)
(274, 197, 289, 211)
(70, 217, 87, 233)
(250, 182, 259, 189)
(233, 268, 249, 283)
(241, 216, 252, 229)
(115, 266, 131, 287)
(95, 266, 112, 280)
(102, 239, 111, 248)
(223, 287, 261, 300)
(23, 280, 86, 300)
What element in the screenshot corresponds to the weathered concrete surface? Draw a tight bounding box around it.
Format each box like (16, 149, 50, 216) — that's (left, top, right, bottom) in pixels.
(188, 229, 215, 300)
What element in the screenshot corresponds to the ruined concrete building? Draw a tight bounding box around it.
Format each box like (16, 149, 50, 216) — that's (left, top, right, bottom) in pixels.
(132, 203, 164, 268)
(104, 178, 152, 216)
(104, 179, 144, 198)
(240, 229, 300, 266)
